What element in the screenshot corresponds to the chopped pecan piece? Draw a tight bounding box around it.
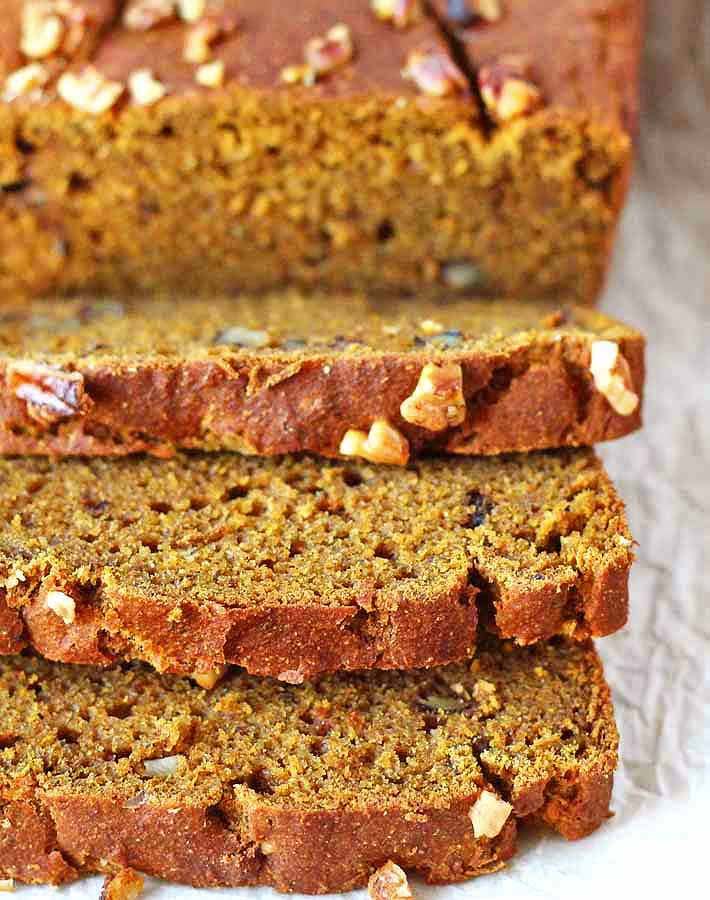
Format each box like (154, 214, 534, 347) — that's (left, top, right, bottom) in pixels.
(192, 665, 228, 689)
(123, 0, 175, 30)
(45, 589, 76, 625)
(196, 59, 226, 87)
(469, 789, 512, 838)
(400, 362, 466, 431)
(2, 63, 50, 102)
(340, 419, 410, 466)
(368, 861, 413, 900)
(100, 867, 145, 900)
(371, 0, 421, 28)
(478, 55, 543, 122)
(21, 1, 64, 59)
(57, 66, 124, 114)
(402, 48, 467, 97)
(7, 360, 89, 425)
(304, 24, 354, 76)
(589, 340, 639, 416)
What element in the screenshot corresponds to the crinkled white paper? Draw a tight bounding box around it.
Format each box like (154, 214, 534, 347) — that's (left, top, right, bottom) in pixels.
(10, 2, 709, 897)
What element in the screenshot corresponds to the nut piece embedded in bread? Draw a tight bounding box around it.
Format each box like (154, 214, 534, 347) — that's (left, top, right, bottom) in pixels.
(340, 419, 410, 465)
(368, 861, 413, 900)
(470, 790, 513, 838)
(192, 665, 229, 690)
(45, 590, 76, 626)
(589, 340, 639, 416)
(400, 362, 466, 431)
(100, 868, 145, 900)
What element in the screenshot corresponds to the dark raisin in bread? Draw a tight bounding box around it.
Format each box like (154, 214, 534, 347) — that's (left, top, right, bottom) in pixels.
(0, 294, 644, 459)
(0, 448, 633, 679)
(0, 637, 618, 892)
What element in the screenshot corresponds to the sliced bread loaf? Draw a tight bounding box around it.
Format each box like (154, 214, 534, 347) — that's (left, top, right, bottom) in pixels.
(0, 637, 618, 891)
(0, 294, 644, 459)
(0, 448, 633, 679)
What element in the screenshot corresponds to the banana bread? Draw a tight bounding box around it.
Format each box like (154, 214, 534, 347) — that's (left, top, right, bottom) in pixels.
(0, 1, 643, 303)
(0, 293, 644, 459)
(0, 448, 633, 679)
(0, 637, 618, 891)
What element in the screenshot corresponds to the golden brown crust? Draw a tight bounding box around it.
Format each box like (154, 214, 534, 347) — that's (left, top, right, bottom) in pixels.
(0, 295, 645, 459)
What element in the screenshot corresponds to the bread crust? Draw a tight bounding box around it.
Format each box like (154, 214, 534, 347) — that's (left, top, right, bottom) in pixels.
(1, 774, 613, 890)
(1, 561, 628, 679)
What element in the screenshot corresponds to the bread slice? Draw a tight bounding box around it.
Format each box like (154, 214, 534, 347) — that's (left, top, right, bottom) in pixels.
(0, 637, 618, 892)
(0, 448, 633, 679)
(0, 294, 644, 459)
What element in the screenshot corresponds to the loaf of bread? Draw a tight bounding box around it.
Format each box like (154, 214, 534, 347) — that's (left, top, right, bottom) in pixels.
(0, 293, 644, 459)
(0, 448, 633, 679)
(0, 0, 643, 303)
(0, 637, 618, 891)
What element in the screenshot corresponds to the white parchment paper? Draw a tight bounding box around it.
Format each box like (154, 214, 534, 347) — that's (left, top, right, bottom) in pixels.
(11, 1, 709, 897)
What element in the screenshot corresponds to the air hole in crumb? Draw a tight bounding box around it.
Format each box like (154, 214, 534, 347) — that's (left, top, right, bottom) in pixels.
(489, 365, 514, 392)
(149, 501, 172, 514)
(467, 491, 493, 528)
(141, 537, 159, 552)
(289, 540, 304, 558)
(0, 734, 18, 749)
(246, 501, 264, 517)
(67, 172, 90, 193)
(15, 135, 36, 155)
(207, 804, 232, 830)
(246, 769, 274, 795)
(421, 712, 440, 734)
(376, 219, 395, 242)
(259, 558, 275, 570)
(81, 533, 98, 543)
(189, 497, 209, 511)
(560, 727, 575, 740)
(57, 727, 80, 744)
(159, 124, 175, 138)
(542, 533, 562, 554)
(342, 469, 363, 487)
(224, 485, 249, 501)
(0, 179, 30, 194)
(374, 542, 395, 561)
(359, 747, 376, 766)
(310, 738, 326, 757)
(107, 702, 134, 720)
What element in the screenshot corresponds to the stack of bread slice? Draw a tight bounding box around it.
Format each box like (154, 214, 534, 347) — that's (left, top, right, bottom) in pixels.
(0, 293, 643, 895)
(0, 1, 645, 896)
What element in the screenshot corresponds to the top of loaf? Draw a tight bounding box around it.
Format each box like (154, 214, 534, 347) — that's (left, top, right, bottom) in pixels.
(432, 0, 644, 130)
(1, 1, 642, 129)
(0, 1, 469, 103)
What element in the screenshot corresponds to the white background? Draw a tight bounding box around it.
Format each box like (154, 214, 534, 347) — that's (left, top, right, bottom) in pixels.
(12, 1, 709, 897)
